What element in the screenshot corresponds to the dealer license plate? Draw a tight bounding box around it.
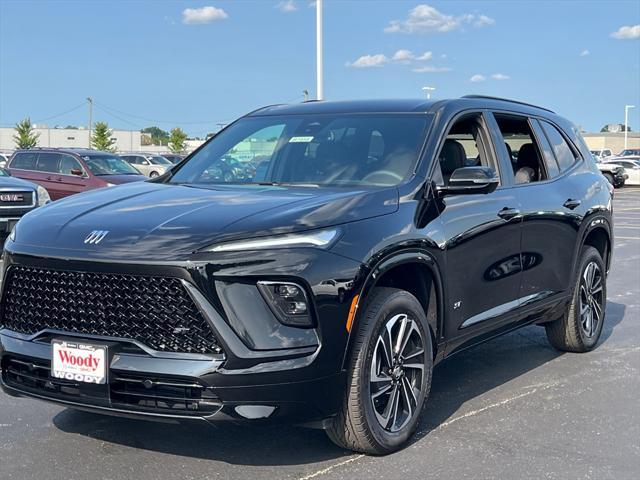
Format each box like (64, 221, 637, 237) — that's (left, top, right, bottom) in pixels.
(51, 340, 107, 384)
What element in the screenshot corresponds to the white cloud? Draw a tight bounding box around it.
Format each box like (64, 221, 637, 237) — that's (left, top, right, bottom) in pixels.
(182, 6, 228, 25)
(579, 49, 590, 57)
(392, 49, 414, 62)
(491, 73, 510, 80)
(440, 53, 447, 58)
(275, 0, 298, 13)
(413, 65, 451, 73)
(417, 51, 433, 61)
(385, 4, 494, 34)
(470, 74, 486, 82)
(347, 54, 389, 68)
(610, 25, 640, 40)
(474, 15, 495, 27)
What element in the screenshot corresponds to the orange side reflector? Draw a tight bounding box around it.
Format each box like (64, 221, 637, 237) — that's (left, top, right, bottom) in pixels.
(346, 294, 359, 332)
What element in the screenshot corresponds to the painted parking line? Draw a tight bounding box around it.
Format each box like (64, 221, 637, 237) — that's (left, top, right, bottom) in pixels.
(615, 236, 640, 240)
(615, 225, 640, 229)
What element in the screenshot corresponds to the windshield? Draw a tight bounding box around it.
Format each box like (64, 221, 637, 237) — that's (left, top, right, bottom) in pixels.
(149, 156, 172, 165)
(82, 155, 142, 175)
(168, 114, 431, 187)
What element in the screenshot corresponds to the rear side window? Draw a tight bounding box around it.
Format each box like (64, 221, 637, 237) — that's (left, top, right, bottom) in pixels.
(10, 152, 37, 170)
(35, 153, 61, 173)
(540, 121, 578, 172)
(493, 114, 547, 184)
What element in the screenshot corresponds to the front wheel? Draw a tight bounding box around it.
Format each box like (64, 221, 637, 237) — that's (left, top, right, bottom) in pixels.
(326, 287, 433, 454)
(545, 246, 606, 352)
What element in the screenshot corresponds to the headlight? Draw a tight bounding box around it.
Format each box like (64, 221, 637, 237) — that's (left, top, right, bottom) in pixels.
(206, 228, 340, 252)
(36, 185, 51, 206)
(257, 281, 313, 327)
(8, 222, 17, 242)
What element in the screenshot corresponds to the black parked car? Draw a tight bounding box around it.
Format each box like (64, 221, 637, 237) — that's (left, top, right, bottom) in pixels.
(0, 167, 50, 239)
(0, 97, 613, 454)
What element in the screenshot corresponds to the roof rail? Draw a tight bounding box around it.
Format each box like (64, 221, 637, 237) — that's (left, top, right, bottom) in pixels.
(461, 95, 555, 113)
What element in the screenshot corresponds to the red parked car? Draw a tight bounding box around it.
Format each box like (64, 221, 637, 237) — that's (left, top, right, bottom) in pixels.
(8, 148, 147, 200)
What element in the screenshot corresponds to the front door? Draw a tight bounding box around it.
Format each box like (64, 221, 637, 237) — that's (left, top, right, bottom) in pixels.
(434, 112, 523, 350)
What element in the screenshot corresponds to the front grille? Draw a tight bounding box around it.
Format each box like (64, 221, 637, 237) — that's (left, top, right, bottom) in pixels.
(2, 357, 221, 416)
(0, 266, 223, 355)
(0, 190, 34, 208)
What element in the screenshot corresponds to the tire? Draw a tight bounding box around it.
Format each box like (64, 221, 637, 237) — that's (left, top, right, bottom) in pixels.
(149, 171, 159, 178)
(326, 287, 433, 454)
(545, 246, 606, 352)
(603, 173, 614, 186)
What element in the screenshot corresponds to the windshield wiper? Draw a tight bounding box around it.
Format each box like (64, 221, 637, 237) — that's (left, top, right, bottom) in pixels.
(256, 181, 319, 187)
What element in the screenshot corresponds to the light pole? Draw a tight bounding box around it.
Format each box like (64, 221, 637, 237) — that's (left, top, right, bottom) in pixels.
(422, 86, 435, 100)
(316, 0, 323, 100)
(87, 97, 93, 148)
(624, 105, 635, 150)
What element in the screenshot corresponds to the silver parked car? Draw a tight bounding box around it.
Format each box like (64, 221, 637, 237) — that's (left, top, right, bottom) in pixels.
(119, 153, 173, 178)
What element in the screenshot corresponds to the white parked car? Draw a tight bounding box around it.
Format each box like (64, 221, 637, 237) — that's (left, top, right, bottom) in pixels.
(0, 152, 12, 169)
(119, 153, 173, 178)
(590, 149, 613, 160)
(603, 157, 640, 185)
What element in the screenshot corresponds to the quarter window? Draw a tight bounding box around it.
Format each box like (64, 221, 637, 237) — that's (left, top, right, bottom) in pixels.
(540, 121, 578, 172)
(9, 152, 37, 170)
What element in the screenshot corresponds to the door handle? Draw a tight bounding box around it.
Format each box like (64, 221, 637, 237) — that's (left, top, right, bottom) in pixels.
(497, 207, 520, 220)
(563, 198, 581, 210)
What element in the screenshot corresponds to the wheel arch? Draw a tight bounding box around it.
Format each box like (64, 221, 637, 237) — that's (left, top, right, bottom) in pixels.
(574, 216, 612, 281)
(342, 250, 445, 370)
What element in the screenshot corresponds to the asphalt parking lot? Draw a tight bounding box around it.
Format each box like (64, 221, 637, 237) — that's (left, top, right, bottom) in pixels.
(0, 188, 638, 480)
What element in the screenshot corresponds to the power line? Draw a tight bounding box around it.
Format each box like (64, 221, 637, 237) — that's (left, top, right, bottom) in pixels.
(32, 102, 86, 124)
(93, 100, 230, 126)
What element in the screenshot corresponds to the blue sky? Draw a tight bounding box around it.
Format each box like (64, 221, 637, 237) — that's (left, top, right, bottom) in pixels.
(0, 0, 639, 137)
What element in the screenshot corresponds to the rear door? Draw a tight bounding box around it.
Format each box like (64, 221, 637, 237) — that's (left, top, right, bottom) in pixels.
(33, 152, 65, 199)
(55, 153, 92, 197)
(491, 113, 584, 303)
(7, 151, 42, 184)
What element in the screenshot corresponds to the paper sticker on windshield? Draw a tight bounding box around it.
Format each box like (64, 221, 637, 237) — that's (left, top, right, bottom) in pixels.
(289, 136, 314, 143)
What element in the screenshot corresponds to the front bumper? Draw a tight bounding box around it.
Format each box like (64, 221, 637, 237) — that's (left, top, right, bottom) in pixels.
(0, 247, 361, 425)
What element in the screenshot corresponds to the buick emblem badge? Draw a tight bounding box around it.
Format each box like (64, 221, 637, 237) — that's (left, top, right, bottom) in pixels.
(84, 230, 109, 245)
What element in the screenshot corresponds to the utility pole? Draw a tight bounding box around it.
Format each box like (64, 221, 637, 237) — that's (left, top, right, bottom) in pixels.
(87, 97, 93, 148)
(303, 89, 309, 102)
(624, 105, 635, 150)
(422, 86, 435, 100)
(316, 0, 323, 100)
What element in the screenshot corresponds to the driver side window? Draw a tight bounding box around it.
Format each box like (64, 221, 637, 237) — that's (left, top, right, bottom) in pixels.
(435, 113, 499, 186)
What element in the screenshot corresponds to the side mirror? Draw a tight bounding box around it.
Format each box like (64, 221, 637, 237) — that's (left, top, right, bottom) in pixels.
(437, 166, 499, 196)
(70, 168, 84, 177)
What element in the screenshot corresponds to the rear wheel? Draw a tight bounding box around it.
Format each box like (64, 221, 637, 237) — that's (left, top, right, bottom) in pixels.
(149, 171, 159, 178)
(327, 287, 433, 454)
(545, 246, 606, 352)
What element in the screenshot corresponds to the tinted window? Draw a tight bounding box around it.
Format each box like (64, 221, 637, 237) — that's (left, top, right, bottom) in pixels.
(540, 121, 577, 172)
(170, 114, 431, 187)
(493, 114, 547, 184)
(149, 156, 172, 165)
(10, 152, 37, 170)
(58, 154, 83, 175)
(435, 113, 499, 186)
(35, 153, 61, 173)
(82, 155, 140, 175)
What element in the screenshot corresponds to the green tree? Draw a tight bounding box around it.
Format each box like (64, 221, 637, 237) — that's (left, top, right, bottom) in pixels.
(91, 122, 116, 152)
(13, 117, 40, 149)
(141, 126, 169, 145)
(168, 127, 188, 153)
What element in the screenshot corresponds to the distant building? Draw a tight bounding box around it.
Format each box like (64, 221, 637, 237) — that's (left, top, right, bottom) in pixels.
(582, 132, 640, 154)
(0, 126, 142, 152)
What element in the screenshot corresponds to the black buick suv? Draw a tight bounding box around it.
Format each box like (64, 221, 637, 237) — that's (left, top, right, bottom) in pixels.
(0, 97, 613, 454)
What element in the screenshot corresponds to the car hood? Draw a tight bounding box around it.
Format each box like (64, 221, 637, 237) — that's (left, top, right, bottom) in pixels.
(99, 174, 148, 184)
(0, 175, 37, 191)
(13, 181, 398, 260)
